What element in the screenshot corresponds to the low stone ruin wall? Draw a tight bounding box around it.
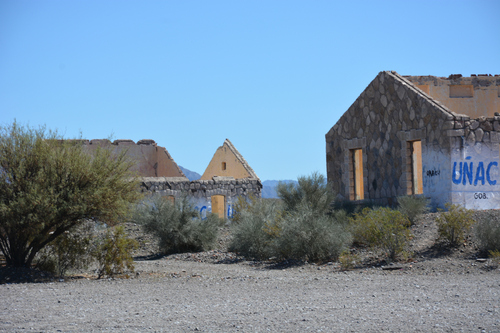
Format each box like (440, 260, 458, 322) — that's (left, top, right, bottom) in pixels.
(139, 177, 262, 219)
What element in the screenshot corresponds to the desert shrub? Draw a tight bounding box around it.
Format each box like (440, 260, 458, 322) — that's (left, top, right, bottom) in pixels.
(397, 195, 430, 225)
(275, 173, 352, 261)
(35, 221, 94, 276)
(231, 194, 259, 224)
(229, 198, 283, 259)
(330, 209, 350, 226)
(338, 250, 359, 271)
(350, 207, 411, 261)
(332, 199, 377, 216)
(92, 225, 138, 279)
(273, 205, 351, 262)
(277, 172, 334, 215)
(231, 173, 351, 262)
(276, 173, 351, 261)
(474, 211, 500, 252)
(0, 121, 140, 268)
(133, 195, 222, 254)
(489, 250, 500, 266)
(436, 203, 474, 246)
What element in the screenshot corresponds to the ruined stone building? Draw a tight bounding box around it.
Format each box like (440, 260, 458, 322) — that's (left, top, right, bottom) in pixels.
(326, 71, 500, 210)
(84, 139, 186, 178)
(84, 138, 262, 219)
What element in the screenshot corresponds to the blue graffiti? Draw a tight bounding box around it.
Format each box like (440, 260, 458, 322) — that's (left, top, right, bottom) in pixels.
(196, 203, 235, 219)
(452, 157, 498, 186)
(194, 206, 207, 220)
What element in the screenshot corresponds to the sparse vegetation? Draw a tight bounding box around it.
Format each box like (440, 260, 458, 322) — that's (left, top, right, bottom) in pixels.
(35, 221, 95, 277)
(338, 250, 359, 271)
(0, 121, 140, 268)
(350, 207, 411, 261)
(436, 203, 475, 246)
(229, 198, 283, 259)
(277, 172, 335, 215)
(332, 199, 377, 216)
(274, 206, 351, 262)
(230, 173, 351, 262)
(92, 225, 138, 279)
(231, 193, 259, 224)
(397, 195, 430, 225)
(133, 195, 223, 254)
(489, 250, 500, 266)
(475, 211, 500, 253)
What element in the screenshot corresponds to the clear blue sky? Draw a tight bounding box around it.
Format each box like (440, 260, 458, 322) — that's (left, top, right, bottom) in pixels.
(1, 1, 499, 180)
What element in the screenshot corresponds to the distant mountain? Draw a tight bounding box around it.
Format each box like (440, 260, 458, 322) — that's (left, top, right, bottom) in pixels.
(179, 166, 201, 181)
(262, 180, 298, 199)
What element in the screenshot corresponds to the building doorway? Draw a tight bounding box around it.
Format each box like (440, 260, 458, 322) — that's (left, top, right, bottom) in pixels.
(211, 195, 225, 219)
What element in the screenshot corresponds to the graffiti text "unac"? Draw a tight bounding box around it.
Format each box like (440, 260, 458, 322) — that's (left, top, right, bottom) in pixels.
(452, 157, 498, 186)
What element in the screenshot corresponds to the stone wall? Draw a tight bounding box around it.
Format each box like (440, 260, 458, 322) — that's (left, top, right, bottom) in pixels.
(326, 71, 500, 209)
(326, 71, 456, 207)
(139, 177, 262, 219)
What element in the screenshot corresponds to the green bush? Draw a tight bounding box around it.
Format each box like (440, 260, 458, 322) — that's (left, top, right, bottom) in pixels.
(35, 221, 94, 277)
(332, 199, 377, 217)
(231, 194, 259, 224)
(474, 211, 500, 252)
(330, 209, 350, 227)
(0, 121, 140, 268)
(436, 203, 474, 246)
(397, 195, 430, 225)
(277, 172, 334, 215)
(133, 195, 222, 254)
(489, 250, 500, 265)
(338, 250, 359, 271)
(92, 225, 138, 279)
(350, 207, 411, 261)
(229, 198, 283, 259)
(231, 173, 351, 262)
(273, 206, 351, 262)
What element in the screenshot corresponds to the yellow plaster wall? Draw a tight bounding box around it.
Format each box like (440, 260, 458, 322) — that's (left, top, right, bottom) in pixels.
(200, 143, 251, 180)
(407, 76, 500, 118)
(155, 146, 186, 177)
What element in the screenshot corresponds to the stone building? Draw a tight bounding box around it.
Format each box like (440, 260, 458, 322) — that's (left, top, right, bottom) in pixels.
(139, 139, 262, 219)
(325, 71, 500, 209)
(82, 138, 261, 218)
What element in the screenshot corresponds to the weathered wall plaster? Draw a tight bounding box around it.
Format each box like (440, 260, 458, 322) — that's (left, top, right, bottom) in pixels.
(449, 140, 500, 210)
(200, 139, 258, 181)
(422, 148, 452, 209)
(84, 139, 186, 178)
(406, 74, 500, 118)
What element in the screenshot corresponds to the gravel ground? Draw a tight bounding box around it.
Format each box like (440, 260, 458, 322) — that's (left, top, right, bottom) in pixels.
(1, 260, 499, 332)
(1, 210, 500, 332)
